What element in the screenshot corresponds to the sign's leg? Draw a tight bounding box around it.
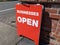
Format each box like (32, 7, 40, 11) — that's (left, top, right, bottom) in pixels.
(34, 39, 39, 45)
(35, 41, 39, 45)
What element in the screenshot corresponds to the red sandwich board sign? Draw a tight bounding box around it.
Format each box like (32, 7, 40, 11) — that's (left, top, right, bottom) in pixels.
(16, 3, 43, 45)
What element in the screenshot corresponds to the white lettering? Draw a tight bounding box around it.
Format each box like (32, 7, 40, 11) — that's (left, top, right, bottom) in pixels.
(32, 19, 38, 27)
(27, 18, 32, 26)
(22, 17, 26, 23)
(17, 16, 22, 22)
(17, 16, 38, 28)
(17, 10, 39, 16)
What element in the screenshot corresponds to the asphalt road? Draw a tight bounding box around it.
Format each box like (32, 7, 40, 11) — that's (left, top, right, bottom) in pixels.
(0, 1, 35, 45)
(0, 1, 17, 26)
(0, 1, 17, 10)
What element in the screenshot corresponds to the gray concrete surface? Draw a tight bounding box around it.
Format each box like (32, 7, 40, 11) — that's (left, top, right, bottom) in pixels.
(17, 38, 35, 45)
(0, 1, 18, 27)
(0, 10, 16, 27)
(0, 22, 18, 45)
(0, 1, 20, 45)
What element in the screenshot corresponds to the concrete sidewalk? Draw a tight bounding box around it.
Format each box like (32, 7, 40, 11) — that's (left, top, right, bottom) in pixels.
(0, 22, 18, 45)
(17, 38, 35, 45)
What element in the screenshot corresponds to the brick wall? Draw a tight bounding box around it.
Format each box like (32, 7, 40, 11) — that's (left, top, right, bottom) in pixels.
(18, 0, 60, 2)
(40, 6, 60, 45)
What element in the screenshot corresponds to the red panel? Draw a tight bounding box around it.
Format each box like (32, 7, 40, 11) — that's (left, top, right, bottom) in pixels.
(16, 3, 43, 45)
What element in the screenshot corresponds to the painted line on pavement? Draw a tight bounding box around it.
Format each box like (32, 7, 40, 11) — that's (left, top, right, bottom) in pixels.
(0, 8, 15, 13)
